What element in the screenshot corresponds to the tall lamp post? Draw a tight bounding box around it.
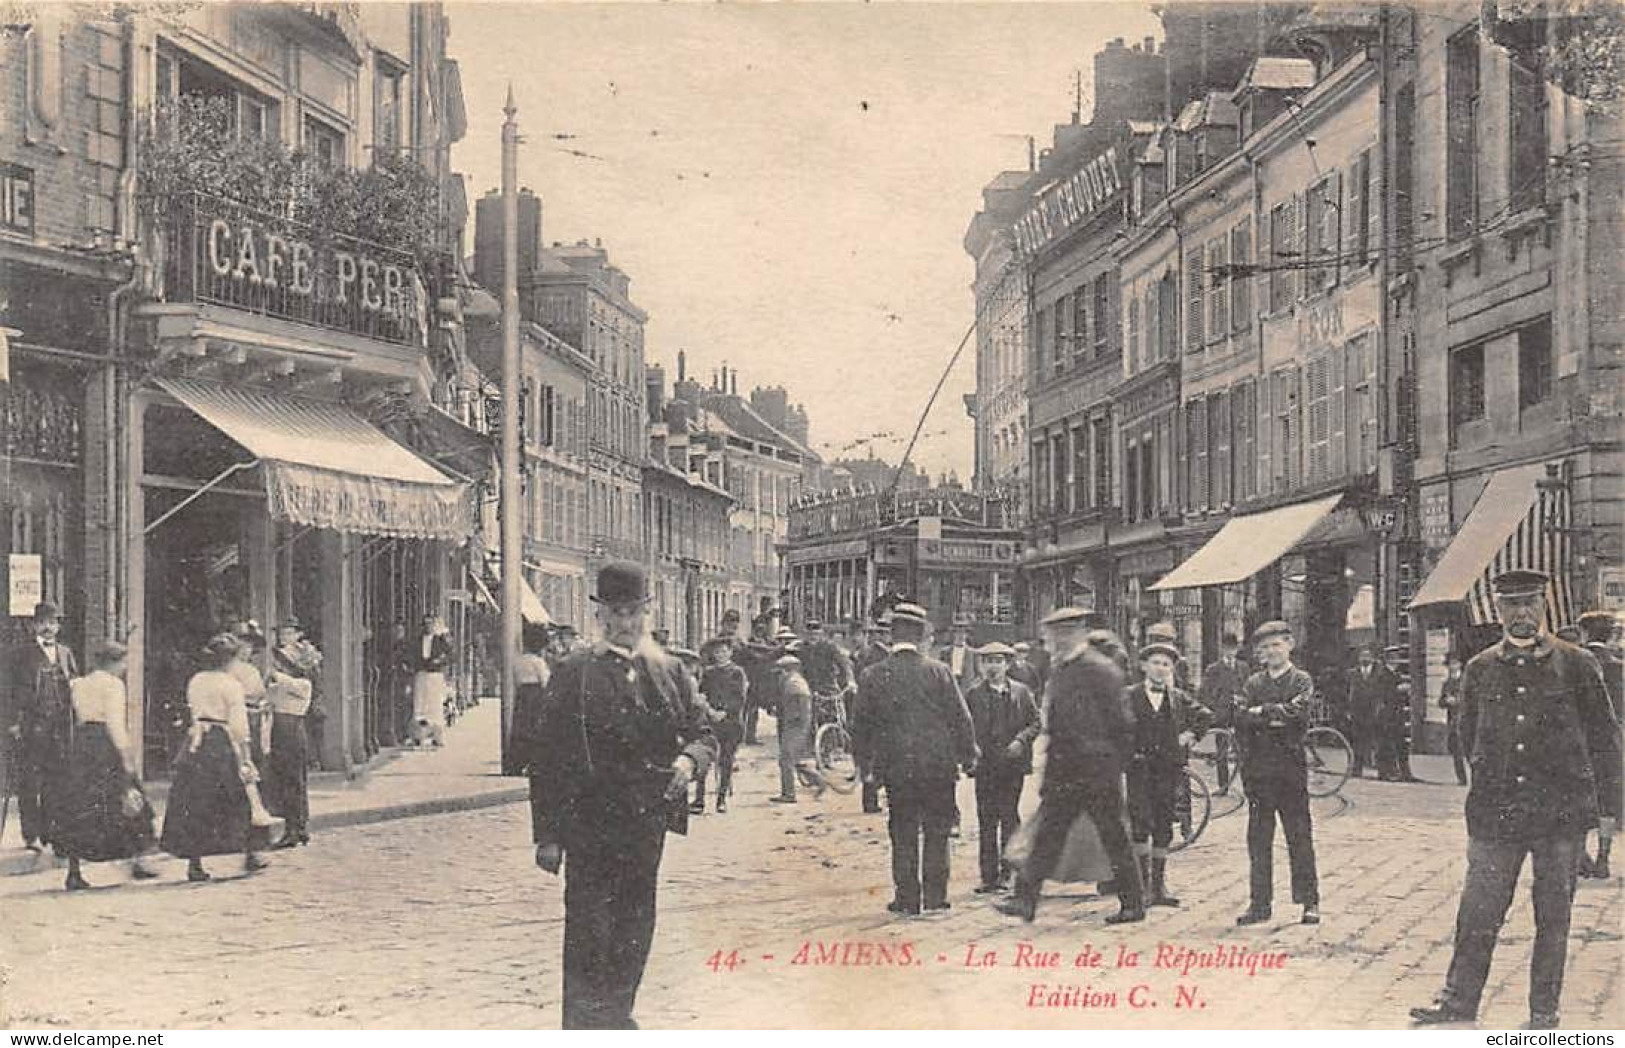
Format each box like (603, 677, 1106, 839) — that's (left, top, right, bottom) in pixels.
(499, 87, 523, 775)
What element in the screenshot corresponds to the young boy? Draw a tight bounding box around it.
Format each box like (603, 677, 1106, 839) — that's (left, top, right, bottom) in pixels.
(1126, 640, 1213, 907)
(1235, 621, 1321, 926)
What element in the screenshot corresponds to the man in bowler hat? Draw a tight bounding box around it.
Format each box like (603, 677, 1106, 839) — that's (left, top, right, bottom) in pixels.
(1412, 571, 1620, 1030)
(525, 561, 718, 1029)
(2, 602, 76, 852)
(1235, 620, 1321, 926)
(853, 602, 978, 915)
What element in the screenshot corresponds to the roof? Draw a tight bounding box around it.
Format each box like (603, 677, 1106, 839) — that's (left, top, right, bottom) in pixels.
(1238, 56, 1318, 93)
(986, 170, 1033, 192)
(693, 391, 814, 459)
(1126, 120, 1163, 137)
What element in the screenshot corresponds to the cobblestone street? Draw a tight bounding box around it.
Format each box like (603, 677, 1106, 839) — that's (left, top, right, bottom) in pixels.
(1, 731, 1618, 1030)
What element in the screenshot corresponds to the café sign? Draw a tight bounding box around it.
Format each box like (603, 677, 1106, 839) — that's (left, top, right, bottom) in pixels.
(206, 217, 416, 318)
(1012, 147, 1122, 258)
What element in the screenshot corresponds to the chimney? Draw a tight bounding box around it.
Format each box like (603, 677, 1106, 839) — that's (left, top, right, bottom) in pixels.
(677, 349, 687, 383)
(730, 371, 738, 396)
(474, 187, 543, 294)
(711, 369, 719, 390)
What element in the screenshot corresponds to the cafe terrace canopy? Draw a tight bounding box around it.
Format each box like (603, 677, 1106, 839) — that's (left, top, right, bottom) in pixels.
(1149, 493, 1345, 592)
(156, 376, 472, 542)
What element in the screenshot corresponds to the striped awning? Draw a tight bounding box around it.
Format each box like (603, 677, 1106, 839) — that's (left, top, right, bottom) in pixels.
(1408, 464, 1575, 627)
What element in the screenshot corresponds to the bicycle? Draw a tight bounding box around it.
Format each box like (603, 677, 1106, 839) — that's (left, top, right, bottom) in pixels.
(1188, 724, 1353, 799)
(1168, 765, 1212, 853)
(811, 688, 858, 794)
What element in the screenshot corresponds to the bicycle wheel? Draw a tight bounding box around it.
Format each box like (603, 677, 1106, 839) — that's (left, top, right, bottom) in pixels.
(1169, 767, 1211, 853)
(1189, 727, 1243, 799)
(1303, 725, 1353, 797)
(813, 722, 858, 792)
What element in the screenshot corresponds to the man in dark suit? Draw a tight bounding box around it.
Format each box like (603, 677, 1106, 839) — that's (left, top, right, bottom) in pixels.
(938, 616, 979, 693)
(1344, 643, 1397, 779)
(525, 561, 718, 1030)
(1412, 571, 1621, 1030)
(1127, 640, 1213, 908)
(1236, 620, 1321, 927)
(1575, 609, 1621, 879)
(1198, 632, 1246, 794)
(2, 602, 77, 854)
(998, 609, 1146, 925)
(1009, 642, 1043, 693)
(851, 619, 891, 815)
(853, 602, 978, 916)
(964, 642, 1040, 893)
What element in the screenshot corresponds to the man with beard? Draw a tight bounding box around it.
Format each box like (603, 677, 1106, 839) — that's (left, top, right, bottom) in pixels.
(1411, 571, 1620, 1030)
(3, 602, 76, 854)
(528, 561, 717, 1029)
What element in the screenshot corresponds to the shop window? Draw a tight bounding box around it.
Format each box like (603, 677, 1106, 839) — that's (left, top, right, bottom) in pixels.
(1230, 220, 1253, 332)
(1518, 317, 1553, 411)
(1447, 26, 1481, 239)
(1450, 342, 1486, 438)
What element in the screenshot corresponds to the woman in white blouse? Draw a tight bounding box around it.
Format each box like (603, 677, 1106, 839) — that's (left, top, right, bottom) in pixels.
(159, 634, 271, 882)
(56, 641, 156, 890)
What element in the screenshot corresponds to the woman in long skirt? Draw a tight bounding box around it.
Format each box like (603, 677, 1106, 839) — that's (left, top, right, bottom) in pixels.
(160, 634, 271, 882)
(56, 641, 158, 890)
(409, 614, 452, 747)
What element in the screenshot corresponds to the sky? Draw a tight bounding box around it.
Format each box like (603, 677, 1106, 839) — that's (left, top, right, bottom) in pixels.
(448, 2, 1161, 481)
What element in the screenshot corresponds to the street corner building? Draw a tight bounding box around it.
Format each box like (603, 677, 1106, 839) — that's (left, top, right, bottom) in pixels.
(0, 4, 500, 778)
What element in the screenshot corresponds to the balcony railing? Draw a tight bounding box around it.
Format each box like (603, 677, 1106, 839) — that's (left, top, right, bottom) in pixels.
(161, 192, 427, 347)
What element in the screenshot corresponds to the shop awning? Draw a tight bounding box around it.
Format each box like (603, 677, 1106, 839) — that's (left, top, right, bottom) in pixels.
(484, 556, 551, 626)
(1408, 463, 1574, 625)
(1149, 493, 1344, 591)
(156, 377, 471, 541)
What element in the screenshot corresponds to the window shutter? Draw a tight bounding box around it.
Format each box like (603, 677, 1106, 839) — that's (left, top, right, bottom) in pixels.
(1127, 298, 1141, 374)
(1235, 381, 1255, 501)
(1231, 221, 1252, 331)
(1256, 374, 1272, 495)
(1280, 366, 1301, 489)
(1186, 250, 1205, 351)
(1328, 170, 1343, 285)
(1307, 354, 1331, 483)
(1209, 238, 1229, 338)
(1292, 192, 1306, 303)
(1328, 341, 1347, 478)
(1211, 390, 1231, 508)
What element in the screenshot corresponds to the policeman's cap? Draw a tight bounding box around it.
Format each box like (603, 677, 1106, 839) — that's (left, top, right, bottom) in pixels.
(1252, 620, 1292, 643)
(1491, 569, 1549, 598)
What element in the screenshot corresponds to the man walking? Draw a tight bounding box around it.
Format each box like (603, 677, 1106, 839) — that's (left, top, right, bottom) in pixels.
(964, 643, 1040, 894)
(1577, 609, 1622, 878)
(770, 653, 817, 804)
(1412, 571, 1620, 1030)
(1235, 620, 1321, 927)
(3, 602, 76, 854)
(1198, 632, 1245, 794)
(997, 609, 1145, 925)
(1439, 656, 1469, 786)
(938, 616, 979, 693)
(853, 602, 978, 916)
(693, 636, 748, 814)
(1345, 644, 1396, 779)
(528, 561, 717, 1030)
(851, 618, 891, 815)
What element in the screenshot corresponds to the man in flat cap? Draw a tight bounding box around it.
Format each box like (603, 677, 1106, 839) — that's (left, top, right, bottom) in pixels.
(853, 602, 978, 915)
(999, 608, 1145, 924)
(527, 561, 718, 1029)
(1235, 620, 1321, 927)
(1345, 643, 1399, 780)
(770, 652, 818, 803)
(1576, 609, 1622, 878)
(964, 642, 1041, 893)
(3, 601, 76, 853)
(1412, 570, 1621, 1030)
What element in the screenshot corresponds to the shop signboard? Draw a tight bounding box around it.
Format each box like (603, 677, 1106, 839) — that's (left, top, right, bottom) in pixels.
(1420, 485, 1452, 550)
(1423, 627, 1451, 724)
(8, 554, 43, 617)
(2, 162, 34, 237)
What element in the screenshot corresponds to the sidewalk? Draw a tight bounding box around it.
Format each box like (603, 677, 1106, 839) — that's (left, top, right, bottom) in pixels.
(0, 698, 525, 879)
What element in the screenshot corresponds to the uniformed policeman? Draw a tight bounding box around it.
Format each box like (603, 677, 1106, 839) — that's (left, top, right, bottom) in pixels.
(1577, 609, 1622, 878)
(1411, 570, 1622, 1030)
(526, 561, 718, 1029)
(1235, 620, 1321, 927)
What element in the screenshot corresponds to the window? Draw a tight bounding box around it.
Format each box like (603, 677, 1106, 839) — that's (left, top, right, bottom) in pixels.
(1233, 380, 1256, 501)
(305, 114, 345, 168)
(1158, 272, 1179, 360)
(1305, 175, 1341, 295)
(1052, 299, 1067, 375)
(1348, 151, 1374, 266)
(1071, 424, 1089, 512)
(1230, 221, 1253, 331)
(1141, 288, 1159, 369)
(1185, 249, 1205, 351)
(1509, 37, 1548, 213)
(1450, 343, 1486, 436)
(1348, 333, 1377, 474)
(1186, 399, 1209, 511)
(1269, 201, 1295, 313)
(1447, 27, 1481, 239)
(1125, 441, 1140, 523)
(157, 46, 280, 143)
(1032, 437, 1049, 516)
(540, 385, 558, 447)
(1207, 237, 1229, 338)
(1093, 273, 1112, 355)
(1072, 292, 1089, 363)
(1142, 428, 1157, 517)
(1518, 317, 1553, 410)
(1127, 298, 1141, 374)
(1050, 432, 1066, 513)
(1211, 390, 1231, 508)
(1273, 367, 1301, 492)
(374, 55, 405, 155)
(1035, 306, 1051, 378)
(1092, 416, 1111, 509)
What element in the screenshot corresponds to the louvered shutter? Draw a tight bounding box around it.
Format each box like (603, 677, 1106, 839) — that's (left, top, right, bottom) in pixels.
(1329, 341, 1347, 478)
(1231, 221, 1252, 331)
(1307, 355, 1331, 483)
(1209, 238, 1229, 337)
(1256, 373, 1272, 495)
(1186, 250, 1205, 351)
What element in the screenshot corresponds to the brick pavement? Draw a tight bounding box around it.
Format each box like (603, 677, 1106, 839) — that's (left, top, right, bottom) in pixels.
(0, 726, 1618, 1030)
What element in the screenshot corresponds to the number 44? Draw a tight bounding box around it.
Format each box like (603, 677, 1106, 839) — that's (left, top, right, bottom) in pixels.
(706, 950, 742, 973)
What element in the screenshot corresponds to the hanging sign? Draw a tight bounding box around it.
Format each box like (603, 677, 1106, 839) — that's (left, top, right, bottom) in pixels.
(8, 554, 43, 617)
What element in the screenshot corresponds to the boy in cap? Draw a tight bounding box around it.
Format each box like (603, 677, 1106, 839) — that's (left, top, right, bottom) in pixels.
(964, 642, 1041, 893)
(1412, 570, 1620, 1029)
(1235, 620, 1321, 926)
(1127, 638, 1214, 907)
(693, 636, 748, 814)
